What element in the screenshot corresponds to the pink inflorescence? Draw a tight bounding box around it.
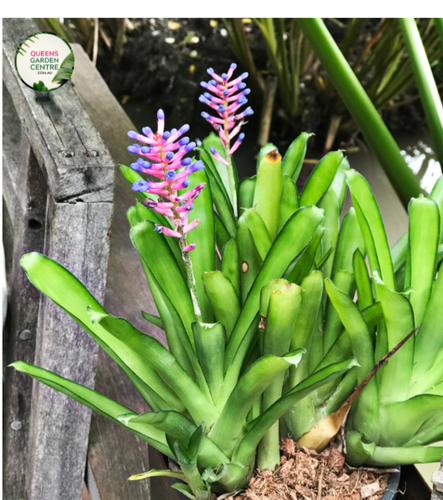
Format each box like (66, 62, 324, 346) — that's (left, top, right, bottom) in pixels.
(127, 109, 205, 251)
(199, 63, 253, 163)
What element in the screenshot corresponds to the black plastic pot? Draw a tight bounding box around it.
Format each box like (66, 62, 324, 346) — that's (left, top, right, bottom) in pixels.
(382, 467, 401, 500)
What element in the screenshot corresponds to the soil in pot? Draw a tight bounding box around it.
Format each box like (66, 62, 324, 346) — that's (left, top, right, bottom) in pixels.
(230, 439, 399, 500)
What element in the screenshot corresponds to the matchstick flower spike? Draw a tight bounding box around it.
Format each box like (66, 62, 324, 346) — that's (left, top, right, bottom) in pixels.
(200, 64, 253, 216)
(127, 110, 205, 319)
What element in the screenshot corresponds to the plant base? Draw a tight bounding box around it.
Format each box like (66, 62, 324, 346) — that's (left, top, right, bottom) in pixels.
(230, 439, 398, 500)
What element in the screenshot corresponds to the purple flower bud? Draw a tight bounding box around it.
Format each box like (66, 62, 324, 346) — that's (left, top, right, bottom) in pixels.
(238, 132, 245, 142)
(237, 96, 247, 105)
(130, 162, 145, 172)
(163, 131, 171, 140)
(204, 92, 212, 99)
(200, 81, 209, 89)
(178, 124, 190, 135)
(141, 147, 151, 154)
(182, 180, 191, 188)
(157, 109, 165, 120)
(184, 142, 196, 153)
(207, 67, 214, 75)
(222, 73, 228, 80)
(201, 111, 211, 120)
(132, 180, 151, 192)
(170, 128, 177, 135)
(223, 89, 229, 96)
(209, 146, 216, 154)
(199, 95, 211, 105)
(127, 130, 139, 140)
(127, 145, 140, 154)
(166, 170, 176, 181)
(187, 160, 204, 173)
(236, 82, 247, 90)
(181, 158, 192, 166)
(244, 107, 254, 116)
(240, 72, 249, 80)
(230, 63, 237, 71)
(243, 88, 251, 95)
(142, 126, 153, 137)
(210, 79, 217, 86)
(178, 136, 190, 146)
(218, 105, 226, 113)
(166, 152, 174, 160)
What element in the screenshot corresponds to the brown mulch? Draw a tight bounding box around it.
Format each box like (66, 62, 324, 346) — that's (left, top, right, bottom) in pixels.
(230, 439, 394, 500)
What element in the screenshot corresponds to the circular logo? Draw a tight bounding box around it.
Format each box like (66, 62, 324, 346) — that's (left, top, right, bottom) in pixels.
(15, 32, 75, 92)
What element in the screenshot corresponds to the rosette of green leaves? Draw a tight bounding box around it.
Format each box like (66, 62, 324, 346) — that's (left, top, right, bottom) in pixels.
(12, 130, 390, 497)
(332, 171, 443, 466)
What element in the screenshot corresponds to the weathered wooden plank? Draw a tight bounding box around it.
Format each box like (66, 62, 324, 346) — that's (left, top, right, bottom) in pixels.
(71, 43, 180, 499)
(3, 19, 115, 499)
(26, 198, 112, 500)
(3, 18, 114, 203)
(3, 132, 47, 500)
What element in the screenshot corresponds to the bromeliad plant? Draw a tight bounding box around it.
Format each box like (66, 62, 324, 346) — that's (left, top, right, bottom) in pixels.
(338, 172, 443, 467)
(11, 64, 443, 499)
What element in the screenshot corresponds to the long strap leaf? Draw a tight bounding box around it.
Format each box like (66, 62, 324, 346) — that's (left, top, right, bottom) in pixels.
(11, 361, 171, 456)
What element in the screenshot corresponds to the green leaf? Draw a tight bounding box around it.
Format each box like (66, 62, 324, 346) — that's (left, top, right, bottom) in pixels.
(221, 238, 240, 297)
(353, 249, 373, 312)
(236, 213, 262, 304)
(215, 213, 230, 252)
(257, 143, 278, 170)
(209, 350, 305, 456)
(10, 361, 171, 456)
(281, 132, 313, 182)
(285, 226, 325, 284)
(130, 220, 196, 344)
(233, 358, 358, 466)
(135, 201, 183, 273)
(317, 188, 339, 279)
(324, 279, 379, 442)
(225, 206, 324, 370)
(20, 253, 179, 412)
(278, 174, 299, 232)
(141, 311, 164, 329)
(378, 395, 443, 447)
(253, 150, 283, 240)
(197, 146, 236, 237)
(408, 195, 440, 326)
(202, 133, 237, 205)
(121, 411, 229, 468)
(430, 175, 443, 245)
(346, 169, 395, 290)
(330, 157, 350, 213)
(244, 209, 272, 260)
(140, 262, 198, 382)
(238, 176, 256, 216)
(411, 269, 443, 387)
(193, 322, 226, 402)
(299, 150, 344, 207)
(373, 272, 414, 403)
(257, 284, 303, 471)
(89, 312, 219, 427)
(203, 272, 240, 340)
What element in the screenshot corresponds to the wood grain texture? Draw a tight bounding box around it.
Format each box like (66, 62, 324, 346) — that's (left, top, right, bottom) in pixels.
(3, 19, 115, 500)
(3, 18, 114, 203)
(3, 86, 47, 499)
